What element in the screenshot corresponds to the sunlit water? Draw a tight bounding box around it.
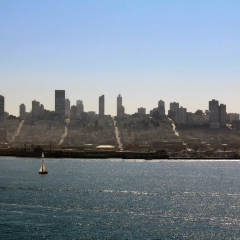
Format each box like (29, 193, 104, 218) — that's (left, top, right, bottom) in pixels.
(1, 157, 240, 239)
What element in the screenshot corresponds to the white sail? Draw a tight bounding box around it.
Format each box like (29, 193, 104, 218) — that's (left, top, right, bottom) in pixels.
(41, 152, 44, 158)
(39, 160, 47, 172)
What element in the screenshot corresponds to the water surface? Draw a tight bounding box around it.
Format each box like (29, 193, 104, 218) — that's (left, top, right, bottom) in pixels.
(1, 157, 240, 239)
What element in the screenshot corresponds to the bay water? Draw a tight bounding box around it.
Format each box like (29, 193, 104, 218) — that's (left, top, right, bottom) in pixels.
(1, 157, 240, 239)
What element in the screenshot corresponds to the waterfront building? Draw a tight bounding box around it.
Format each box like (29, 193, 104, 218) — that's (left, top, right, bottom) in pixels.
(209, 99, 220, 128)
(138, 107, 146, 117)
(65, 99, 70, 117)
(19, 104, 26, 119)
(177, 107, 187, 124)
(158, 100, 165, 116)
(55, 90, 65, 117)
(76, 100, 84, 116)
(0, 129, 8, 142)
(99, 95, 104, 117)
(0, 95, 4, 123)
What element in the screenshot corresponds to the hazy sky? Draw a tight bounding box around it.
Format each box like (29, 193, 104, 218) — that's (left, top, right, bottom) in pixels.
(1, 0, 240, 116)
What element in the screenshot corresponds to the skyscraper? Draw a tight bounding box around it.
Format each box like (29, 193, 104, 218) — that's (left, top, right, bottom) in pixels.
(70, 105, 77, 120)
(138, 107, 146, 117)
(0, 95, 4, 123)
(158, 100, 165, 115)
(117, 94, 122, 117)
(117, 94, 122, 110)
(55, 90, 65, 117)
(177, 106, 187, 124)
(20, 104, 26, 119)
(169, 102, 179, 121)
(209, 99, 220, 128)
(117, 94, 124, 120)
(65, 99, 71, 117)
(170, 102, 179, 114)
(99, 95, 104, 117)
(32, 100, 40, 118)
(76, 100, 84, 116)
(118, 106, 125, 119)
(219, 104, 226, 127)
(32, 100, 44, 118)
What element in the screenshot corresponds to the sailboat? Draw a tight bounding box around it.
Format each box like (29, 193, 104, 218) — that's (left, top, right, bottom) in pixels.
(39, 160, 48, 174)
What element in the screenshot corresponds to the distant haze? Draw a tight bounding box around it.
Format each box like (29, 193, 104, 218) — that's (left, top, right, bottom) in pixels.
(1, 0, 240, 115)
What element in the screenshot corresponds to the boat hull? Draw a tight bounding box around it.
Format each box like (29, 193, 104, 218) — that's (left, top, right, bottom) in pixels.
(39, 171, 48, 174)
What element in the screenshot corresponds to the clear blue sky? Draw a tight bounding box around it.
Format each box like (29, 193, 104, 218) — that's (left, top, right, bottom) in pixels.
(1, 0, 240, 116)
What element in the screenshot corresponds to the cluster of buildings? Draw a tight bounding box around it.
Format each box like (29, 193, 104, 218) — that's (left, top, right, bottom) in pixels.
(1, 91, 240, 155)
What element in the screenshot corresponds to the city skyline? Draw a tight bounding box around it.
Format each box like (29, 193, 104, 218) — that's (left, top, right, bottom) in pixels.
(1, 1, 240, 115)
(2, 91, 240, 118)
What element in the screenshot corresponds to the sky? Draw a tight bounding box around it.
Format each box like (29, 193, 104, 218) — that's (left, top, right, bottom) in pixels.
(1, 0, 240, 116)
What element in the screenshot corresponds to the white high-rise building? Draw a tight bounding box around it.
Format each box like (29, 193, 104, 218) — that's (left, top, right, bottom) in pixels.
(0, 95, 4, 123)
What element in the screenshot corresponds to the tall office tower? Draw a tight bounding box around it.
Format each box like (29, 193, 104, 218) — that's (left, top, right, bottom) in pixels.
(19, 104, 26, 119)
(76, 100, 84, 116)
(138, 107, 146, 117)
(117, 94, 123, 119)
(169, 102, 179, 121)
(99, 95, 104, 117)
(209, 99, 220, 128)
(118, 106, 125, 119)
(65, 99, 71, 117)
(176, 106, 187, 124)
(158, 100, 165, 115)
(219, 104, 226, 127)
(70, 105, 77, 120)
(170, 102, 179, 114)
(55, 90, 65, 116)
(0, 95, 4, 123)
(32, 100, 40, 118)
(39, 104, 44, 116)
